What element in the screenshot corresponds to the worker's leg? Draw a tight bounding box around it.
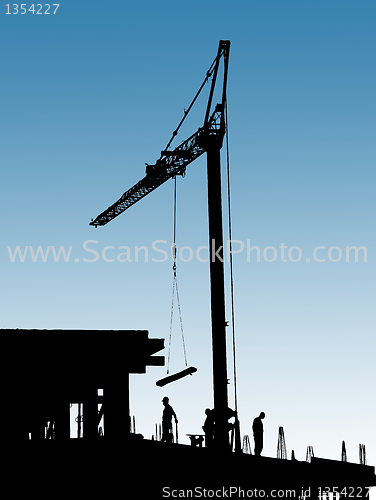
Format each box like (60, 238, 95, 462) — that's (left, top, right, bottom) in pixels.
(254, 436, 263, 456)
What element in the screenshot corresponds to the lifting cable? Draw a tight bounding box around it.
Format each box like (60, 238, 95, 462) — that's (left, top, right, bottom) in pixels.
(225, 99, 239, 414)
(166, 176, 188, 375)
(160, 45, 228, 386)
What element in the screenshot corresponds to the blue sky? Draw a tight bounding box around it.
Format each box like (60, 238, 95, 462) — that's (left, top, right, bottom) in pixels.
(1, 0, 375, 484)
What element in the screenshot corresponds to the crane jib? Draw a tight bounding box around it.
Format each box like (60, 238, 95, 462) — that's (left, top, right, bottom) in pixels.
(89, 108, 224, 227)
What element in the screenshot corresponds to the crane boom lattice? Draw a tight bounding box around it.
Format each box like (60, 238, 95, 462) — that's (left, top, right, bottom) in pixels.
(89, 107, 223, 227)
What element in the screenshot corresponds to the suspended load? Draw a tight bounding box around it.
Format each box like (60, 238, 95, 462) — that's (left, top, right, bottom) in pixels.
(156, 366, 197, 387)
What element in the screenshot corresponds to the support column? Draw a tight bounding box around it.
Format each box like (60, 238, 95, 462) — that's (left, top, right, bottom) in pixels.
(54, 401, 71, 440)
(104, 373, 130, 441)
(83, 387, 98, 440)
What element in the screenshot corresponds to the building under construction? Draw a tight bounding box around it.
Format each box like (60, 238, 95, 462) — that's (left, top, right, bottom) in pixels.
(7, 328, 376, 497)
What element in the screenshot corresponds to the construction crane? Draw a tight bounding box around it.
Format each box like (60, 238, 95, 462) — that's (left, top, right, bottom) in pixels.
(90, 42, 229, 228)
(90, 40, 231, 450)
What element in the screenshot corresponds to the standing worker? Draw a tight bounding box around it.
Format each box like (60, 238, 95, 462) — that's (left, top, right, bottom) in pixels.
(202, 408, 215, 447)
(161, 397, 178, 443)
(252, 411, 265, 456)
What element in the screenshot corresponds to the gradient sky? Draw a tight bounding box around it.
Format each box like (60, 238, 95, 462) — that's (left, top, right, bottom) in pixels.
(1, 0, 375, 488)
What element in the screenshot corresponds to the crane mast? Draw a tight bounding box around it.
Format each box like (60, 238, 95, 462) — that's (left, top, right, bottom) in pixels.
(90, 40, 231, 450)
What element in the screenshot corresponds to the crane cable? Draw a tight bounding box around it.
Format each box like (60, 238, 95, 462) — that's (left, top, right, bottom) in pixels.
(162, 48, 225, 154)
(167, 176, 188, 374)
(225, 99, 238, 414)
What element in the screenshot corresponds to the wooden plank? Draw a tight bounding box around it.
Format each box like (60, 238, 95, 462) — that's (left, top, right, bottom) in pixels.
(156, 367, 197, 387)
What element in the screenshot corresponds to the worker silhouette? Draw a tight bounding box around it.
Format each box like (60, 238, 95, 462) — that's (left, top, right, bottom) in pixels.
(252, 411, 265, 456)
(202, 408, 215, 447)
(161, 396, 178, 443)
(203, 407, 237, 447)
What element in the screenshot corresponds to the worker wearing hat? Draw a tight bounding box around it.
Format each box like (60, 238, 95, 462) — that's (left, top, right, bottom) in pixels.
(161, 397, 178, 443)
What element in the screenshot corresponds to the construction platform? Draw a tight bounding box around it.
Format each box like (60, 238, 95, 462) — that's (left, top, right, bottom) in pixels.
(6, 329, 376, 498)
(17, 436, 376, 498)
